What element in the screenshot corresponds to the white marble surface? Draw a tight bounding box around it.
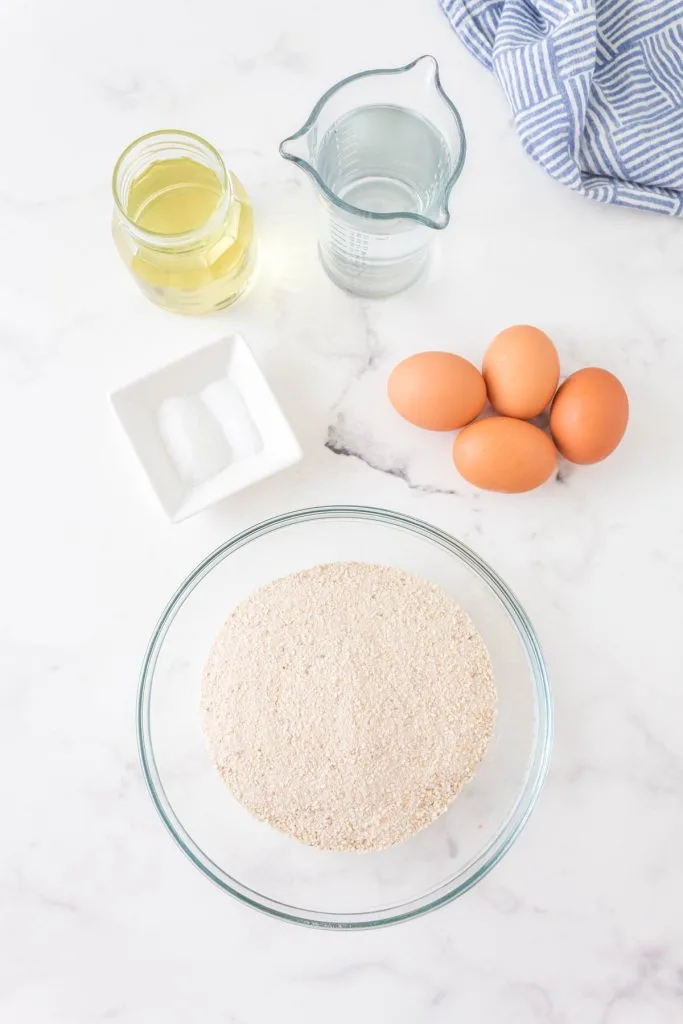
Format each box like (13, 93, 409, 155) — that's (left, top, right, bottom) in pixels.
(2, 0, 683, 1020)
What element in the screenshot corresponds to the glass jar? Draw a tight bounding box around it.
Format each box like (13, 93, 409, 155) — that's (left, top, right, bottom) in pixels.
(112, 130, 257, 315)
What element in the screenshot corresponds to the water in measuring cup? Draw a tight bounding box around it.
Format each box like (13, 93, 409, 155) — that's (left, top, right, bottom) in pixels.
(315, 105, 452, 296)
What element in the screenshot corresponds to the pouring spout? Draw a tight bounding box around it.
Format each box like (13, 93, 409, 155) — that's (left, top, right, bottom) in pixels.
(279, 131, 311, 164)
(279, 55, 466, 230)
(430, 206, 451, 231)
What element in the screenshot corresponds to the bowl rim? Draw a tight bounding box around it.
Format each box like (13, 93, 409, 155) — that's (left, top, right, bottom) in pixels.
(137, 504, 553, 929)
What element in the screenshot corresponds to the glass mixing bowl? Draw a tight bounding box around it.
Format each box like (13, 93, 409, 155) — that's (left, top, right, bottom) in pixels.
(138, 506, 552, 928)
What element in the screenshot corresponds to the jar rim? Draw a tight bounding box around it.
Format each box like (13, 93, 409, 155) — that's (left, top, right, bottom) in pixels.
(112, 129, 233, 247)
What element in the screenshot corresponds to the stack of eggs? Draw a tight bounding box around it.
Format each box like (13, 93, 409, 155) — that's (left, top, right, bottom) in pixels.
(388, 326, 629, 493)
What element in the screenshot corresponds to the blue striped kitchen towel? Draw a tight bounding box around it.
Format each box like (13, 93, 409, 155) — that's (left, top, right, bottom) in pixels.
(440, 0, 683, 215)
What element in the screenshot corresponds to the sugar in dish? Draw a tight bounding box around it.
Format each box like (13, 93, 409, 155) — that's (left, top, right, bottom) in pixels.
(157, 395, 233, 486)
(201, 379, 263, 461)
(111, 335, 302, 523)
(156, 378, 263, 488)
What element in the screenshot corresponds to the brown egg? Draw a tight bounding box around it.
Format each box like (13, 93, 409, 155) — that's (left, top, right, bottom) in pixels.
(483, 325, 560, 419)
(453, 417, 557, 493)
(388, 352, 486, 431)
(550, 368, 628, 464)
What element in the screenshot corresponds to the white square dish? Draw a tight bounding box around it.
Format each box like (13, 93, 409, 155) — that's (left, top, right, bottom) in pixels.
(111, 335, 302, 522)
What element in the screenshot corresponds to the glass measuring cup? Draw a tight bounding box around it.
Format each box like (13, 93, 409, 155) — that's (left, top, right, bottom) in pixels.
(279, 56, 466, 298)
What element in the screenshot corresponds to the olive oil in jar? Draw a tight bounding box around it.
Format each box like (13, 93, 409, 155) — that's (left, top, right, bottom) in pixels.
(112, 131, 257, 315)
